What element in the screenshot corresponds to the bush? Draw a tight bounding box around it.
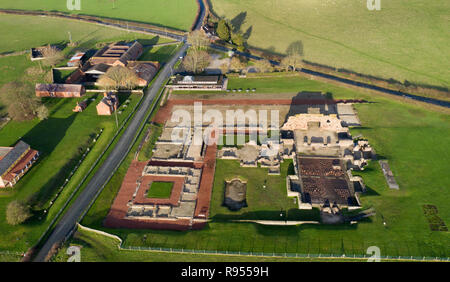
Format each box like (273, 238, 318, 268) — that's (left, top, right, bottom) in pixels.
(37, 105, 49, 120)
(6, 200, 32, 225)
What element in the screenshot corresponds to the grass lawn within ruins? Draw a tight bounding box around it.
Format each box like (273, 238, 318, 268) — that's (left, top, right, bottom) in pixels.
(147, 182, 174, 199)
(80, 75, 449, 259)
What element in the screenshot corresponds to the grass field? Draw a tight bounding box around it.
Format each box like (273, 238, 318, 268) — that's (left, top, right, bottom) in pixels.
(53, 226, 376, 262)
(147, 182, 174, 199)
(210, 0, 450, 88)
(0, 0, 197, 31)
(0, 13, 177, 254)
(0, 14, 170, 54)
(79, 75, 449, 259)
(139, 44, 180, 63)
(0, 91, 141, 252)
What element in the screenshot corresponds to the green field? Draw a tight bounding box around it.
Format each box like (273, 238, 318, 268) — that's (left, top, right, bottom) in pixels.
(0, 91, 141, 252)
(52, 226, 375, 262)
(79, 75, 449, 259)
(0, 0, 197, 31)
(0, 14, 170, 54)
(147, 182, 174, 199)
(0, 13, 178, 254)
(210, 0, 450, 88)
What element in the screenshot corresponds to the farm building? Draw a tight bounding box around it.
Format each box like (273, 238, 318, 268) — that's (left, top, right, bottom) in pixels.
(96, 92, 119, 115)
(0, 141, 39, 188)
(89, 41, 143, 67)
(128, 61, 160, 87)
(35, 84, 85, 98)
(166, 75, 228, 91)
(73, 100, 88, 112)
(67, 52, 86, 67)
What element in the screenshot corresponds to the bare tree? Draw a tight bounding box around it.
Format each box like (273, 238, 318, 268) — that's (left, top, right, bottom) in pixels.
(254, 59, 273, 73)
(280, 54, 303, 72)
(41, 45, 64, 67)
(281, 42, 304, 72)
(182, 50, 211, 74)
(229, 56, 246, 73)
(187, 30, 210, 50)
(0, 82, 40, 121)
(219, 60, 230, 74)
(97, 66, 139, 90)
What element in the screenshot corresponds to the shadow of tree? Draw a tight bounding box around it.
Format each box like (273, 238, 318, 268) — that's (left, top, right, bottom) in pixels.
(286, 40, 304, 56)
(230, 11, 247, 33)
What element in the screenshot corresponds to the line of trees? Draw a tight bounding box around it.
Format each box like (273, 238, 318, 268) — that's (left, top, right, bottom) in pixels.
(216, 19, 246, 52)
(182, 30, 212, 74)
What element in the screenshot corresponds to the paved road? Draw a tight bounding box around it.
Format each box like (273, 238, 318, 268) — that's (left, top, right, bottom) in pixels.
(33, 44, 188, 262)
(33, 0, 207, 262)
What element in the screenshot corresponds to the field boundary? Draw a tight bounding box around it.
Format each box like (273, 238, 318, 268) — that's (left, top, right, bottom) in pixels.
(75, 224, 450, 262)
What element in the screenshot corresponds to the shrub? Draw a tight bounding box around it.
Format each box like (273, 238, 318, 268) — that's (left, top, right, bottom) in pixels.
(6, 200, 32, 225)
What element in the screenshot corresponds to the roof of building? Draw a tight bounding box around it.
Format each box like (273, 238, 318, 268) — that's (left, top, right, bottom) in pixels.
(85, 63, 111, 74)
(67, 52, 86, 65)
(98, 92, 118, 108)
(128, 61, 160, 82)
(91, 41, 143, 66)
(173, 75, 222, 85)
(35, 84, 84, 93)
(0, 141, 30, 176)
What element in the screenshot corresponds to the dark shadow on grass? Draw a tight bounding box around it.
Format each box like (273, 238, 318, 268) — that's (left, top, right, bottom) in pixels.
(230, 12, 247, 33)
(20, 114, 77, 208)
(138, 36, 161, 47)
(210, 208, 320, 222)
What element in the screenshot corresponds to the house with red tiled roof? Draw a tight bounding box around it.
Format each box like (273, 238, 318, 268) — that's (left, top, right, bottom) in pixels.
(0, 141, 39, 188)
(96, 92, 119, 115)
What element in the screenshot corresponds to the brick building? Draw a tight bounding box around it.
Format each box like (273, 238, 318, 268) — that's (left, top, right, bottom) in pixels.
(96, 92, 119, 115)
(35, 84, 85, 98)
(0, 141, 39, 188)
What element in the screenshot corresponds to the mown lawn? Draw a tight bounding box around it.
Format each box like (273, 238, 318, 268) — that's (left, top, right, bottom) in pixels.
(80, 75, 449, 258)
(147, 182, 174, 199)
(210, 0, 450, 88)
(210, 159, 320, 221)
(0, 0, 197, 31)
